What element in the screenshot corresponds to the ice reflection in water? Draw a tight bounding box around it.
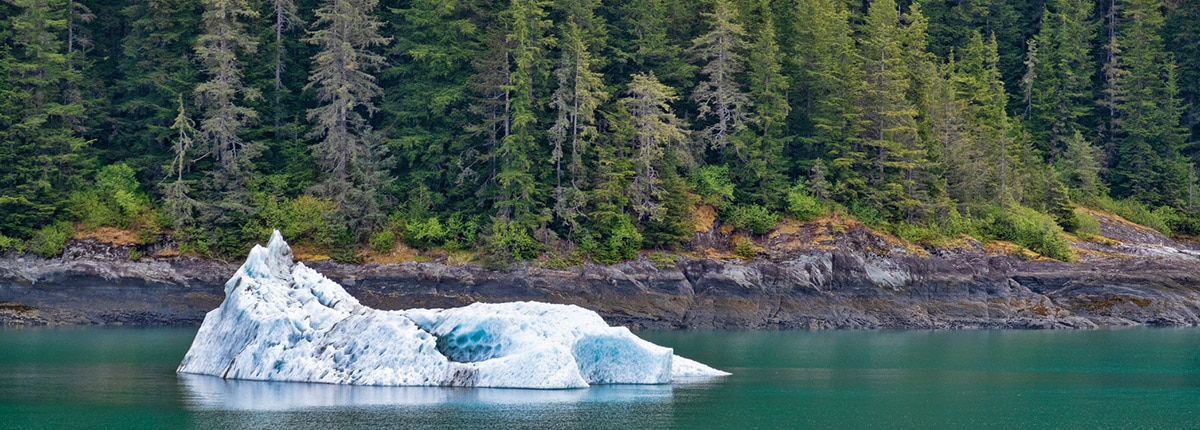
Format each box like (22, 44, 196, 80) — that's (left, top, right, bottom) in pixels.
(179, 374, 675, 411)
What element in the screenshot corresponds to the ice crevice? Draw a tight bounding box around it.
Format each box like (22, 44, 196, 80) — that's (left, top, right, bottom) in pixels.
(177, 231, 728, 389)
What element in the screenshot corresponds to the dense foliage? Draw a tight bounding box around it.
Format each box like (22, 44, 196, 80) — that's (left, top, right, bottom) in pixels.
(0, 0, 1197, 263)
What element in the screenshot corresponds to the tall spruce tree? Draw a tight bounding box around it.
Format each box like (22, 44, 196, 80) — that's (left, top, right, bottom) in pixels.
(194, 0, 260, 213)
(1023, 0, 1097, 160)
(689, 0, 751, 153)
(1164, 0, 1200, 148)
(1106, 0, 1189, 206)
(952, 32, 1015, 205)
(305, 0, 391, 232)
(732, 0, 788, 207)
(856, 0, 928, 221)
(792, 0, 864, 201)
(0, 0, 89, 238)
(548, 0, 607, 234)
(607, 0, 694, 89)
(622, 72, 688, 222)
(108, 0, 201, 181)
(381, 0, 480, 217)
(493, 0, 552, 229)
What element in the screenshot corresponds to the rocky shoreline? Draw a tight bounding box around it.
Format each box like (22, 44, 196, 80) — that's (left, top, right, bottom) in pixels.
(2, 214, 1199, 329)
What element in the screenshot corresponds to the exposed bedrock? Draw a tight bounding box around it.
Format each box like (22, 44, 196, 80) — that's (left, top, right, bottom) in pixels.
(1, 226, 1198, 329)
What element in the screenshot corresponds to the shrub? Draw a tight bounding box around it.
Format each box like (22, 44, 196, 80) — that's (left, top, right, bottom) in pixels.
(723, 204, 780, 235)
(482, 220, 540, 269)
(443, 214, 480, 251)
(1074, 209, 1102, 238)
(733, 236, 756, 259)
(983, 205, 1072, 262)
(1091, 196, 1171, 235)
(30, 222, 71, 258)
(71, 163, 153, 230)
(689, 165, 735, 206)
(369, 230, 396, 253)
(590, 215, 643, 265)
(786, 183, 824, 221)
(892, 222, 943, 244)
(254, 194, 338, 246)
(0, 234, 20, 253)
(404, 217, 448, 250)
(647, 252, 678, 269)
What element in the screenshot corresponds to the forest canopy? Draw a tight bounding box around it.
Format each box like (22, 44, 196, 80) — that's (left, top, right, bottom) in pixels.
(0, 0, 1197, 264)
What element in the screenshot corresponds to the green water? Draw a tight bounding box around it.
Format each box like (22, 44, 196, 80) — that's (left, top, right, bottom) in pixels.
(1, 327, 1197, 429)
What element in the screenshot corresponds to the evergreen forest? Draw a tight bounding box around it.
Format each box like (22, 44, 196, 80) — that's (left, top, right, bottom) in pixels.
(1, 0, 1198, 266)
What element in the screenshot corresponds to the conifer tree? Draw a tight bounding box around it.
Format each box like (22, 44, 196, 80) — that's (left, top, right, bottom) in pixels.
(690, 0, 751, 152)
(269, 0, 301, 93)
(162, 95, 200, 227)
(952, 32, 1014, 205)
(608, 0, 694, 88)
(1024, 0, 1098, 160)
(548, 0, 607, 234)
(733, 0, 788, 207)
(1106, 0, 1189, 206)
(622, 73, 688, 222)
(305, 0, 391, 232)
(108, 0, 201, 177)
(194, 0, 260, 198)
(793, 0, 864, 202)
(926, 57, 976, 206)
(856, 0, 927, 221)
(1164, 0, 1200, 146)
(381, 0, 481, 216)
(493, 0, 552, 229)
(0, 0, 89, 238)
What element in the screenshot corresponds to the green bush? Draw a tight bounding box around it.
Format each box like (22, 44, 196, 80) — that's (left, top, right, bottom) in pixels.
(1091, 196, 1171, 235)
(0, 234, 20, 253)
(786, 183, 824, 221)
(689, 165, 735, 206)
(723, 204, 780, 235)
(848, 200, 884, 227)
(404, 217, 448, 249)
(443, 214, 480, 251)
(369, 230, 396, 253)
(1074, 209, 1102, 238)
(30, 222, 71, 258)
(177, 226, 211, 256)
(482, 220, 540, 269)
(733, 236, 756, 259)
(983, 205, 1072, 262)
(254, 194, 338, 246)
(70, 163, 153, 230)
(590, 215, 643, 265)
(892, 222, 943, 244)
(647, 252, 678, 269)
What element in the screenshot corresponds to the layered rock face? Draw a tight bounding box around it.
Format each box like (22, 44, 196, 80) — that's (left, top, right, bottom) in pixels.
(1, 214, 1198, 329)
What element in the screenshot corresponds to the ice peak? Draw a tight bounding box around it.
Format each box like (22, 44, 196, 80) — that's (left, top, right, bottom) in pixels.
(238, 230, 293, 282)
(182, 231, 729, 388)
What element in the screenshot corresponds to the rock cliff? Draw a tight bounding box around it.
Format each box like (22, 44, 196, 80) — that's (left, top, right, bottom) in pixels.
(2, 213, 1198, 329)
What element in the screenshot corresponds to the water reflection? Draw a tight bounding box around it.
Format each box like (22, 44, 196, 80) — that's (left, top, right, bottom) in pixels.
(179, 374, 675, 411)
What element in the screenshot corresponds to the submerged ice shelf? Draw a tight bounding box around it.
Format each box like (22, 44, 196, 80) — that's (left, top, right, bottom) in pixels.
(177, 231, 728, 389)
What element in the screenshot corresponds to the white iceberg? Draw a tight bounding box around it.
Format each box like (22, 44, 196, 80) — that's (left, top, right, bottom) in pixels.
(177, 231, 728, 389)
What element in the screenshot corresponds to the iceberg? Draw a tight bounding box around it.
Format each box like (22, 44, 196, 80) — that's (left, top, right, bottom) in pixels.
(177, 231, 728, 389)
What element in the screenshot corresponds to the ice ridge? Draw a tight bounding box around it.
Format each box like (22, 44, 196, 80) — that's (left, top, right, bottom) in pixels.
(177, 231, 729, 388)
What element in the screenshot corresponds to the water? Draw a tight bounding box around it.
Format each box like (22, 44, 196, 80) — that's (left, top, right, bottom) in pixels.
(1, 327, 1198, 429)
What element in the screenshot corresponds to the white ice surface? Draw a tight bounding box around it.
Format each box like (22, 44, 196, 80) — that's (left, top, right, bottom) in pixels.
(177, 231, 728, 388)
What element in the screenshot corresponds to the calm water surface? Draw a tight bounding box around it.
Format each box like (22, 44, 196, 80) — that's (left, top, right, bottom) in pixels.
(1, 327, 1197, 429)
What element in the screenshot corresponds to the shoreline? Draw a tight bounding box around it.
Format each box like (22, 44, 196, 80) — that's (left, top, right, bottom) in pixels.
(3, 213, 1198, 329)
